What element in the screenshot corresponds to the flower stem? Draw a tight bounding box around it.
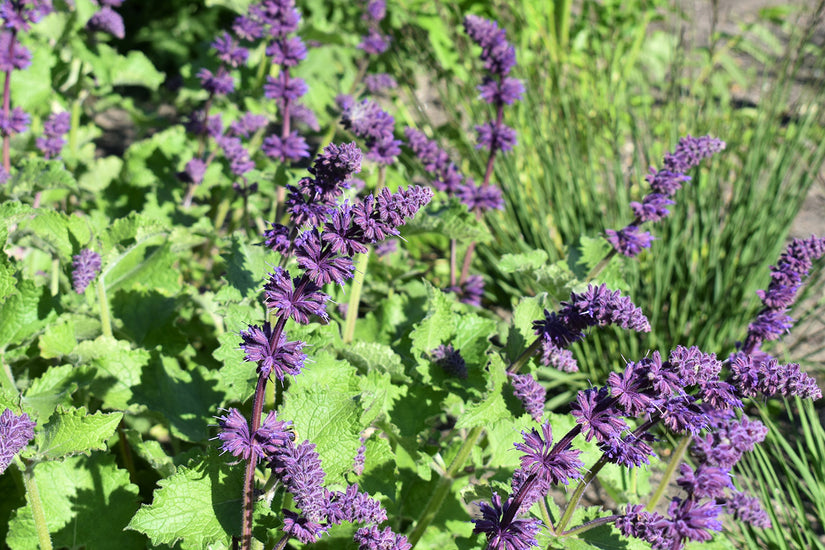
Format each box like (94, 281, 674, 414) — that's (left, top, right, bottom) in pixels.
(96, 279, 112, 338)
(242, 375, 269, 550)
(586, 249, 617, 282)
(18, 457, 53, 550)
(50, 256, 59, 297)
(646, 435, 691, 511)
(507, 338, 541, 374)
(555, 455, 608, 533)
(560, 514, 620, 537)
(407, 425, 484, 548)
(2, 29, 16, 175)
(343, 248, 370, 344)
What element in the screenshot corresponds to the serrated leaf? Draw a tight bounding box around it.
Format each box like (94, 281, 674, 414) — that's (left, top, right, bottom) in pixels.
(71, 336, 150, 411)
(17, 209, 89, 261)
(127, 451, 243, 550)
(404, 199, 492, 243)
(6, 454, 143, 550)
(574, 236, 629, 292)
(78, 155, 123, 192)
(220, 233, 271, 300)
(103, 232, 179, 293)
(9, 45, 54, 111)
(122, 428, 176, 478)
(340, 341, 410, 382)
(410, 282, 456, 356)
(38, 316, 76, 358)
(0, 279, 52, 350)
(21, 365, 78, 422)
(35, 406, 122, 459)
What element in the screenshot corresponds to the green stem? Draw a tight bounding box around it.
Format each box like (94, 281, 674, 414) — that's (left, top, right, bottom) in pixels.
(50, 256, 59, 297)
(1, 353, 15, 392)
(343, 249, 370, 344)
(646, 435, 691, 511)
(508, 338, 542, 374)
(407, 425, 484, 548)
(555, 455, 609, 533)
(96, 279, 112, 338)
(539, 498, 555, 535)
(214, 197, 231, 234)
(18, 457, 53, 550)
(586, 249, 617, 282)
(560, 515, 620, 537)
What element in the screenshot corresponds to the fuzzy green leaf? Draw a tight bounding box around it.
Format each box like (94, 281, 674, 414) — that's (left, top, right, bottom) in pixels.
(127, 450, 242, 550)
(341, 341, 410, 382)
(409, 282, 456, 356)
(499, 250, 549, 273)
(71, 336, 150, 411)
(35, 406, 122, 460)
(220, 233, 271, 300)
(38, 316, 76, 359)
(0, 279, 52, 350)
(122, 428, 176, 478)
(6, 454, 143, 550)
(21, 365, 78, 422)
(404, 199, 492, 243)
(575, 236, 629, 292)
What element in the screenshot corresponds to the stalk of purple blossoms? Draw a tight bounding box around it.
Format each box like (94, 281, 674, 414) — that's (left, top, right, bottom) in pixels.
(72, 248, 102, 294)
(0, 408, 35, 474)
(221, 143, 432, 549)
(340, 98, 402, 165)
(358, 0, 389, 57)
(0, 0, 51, 175)
(86, 1, 125, 39)
(605, 135, 725, 258)
(36, 111, 70, 159)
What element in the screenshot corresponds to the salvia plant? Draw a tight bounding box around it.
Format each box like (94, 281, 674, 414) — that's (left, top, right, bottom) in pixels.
(0, 1, 823, 550)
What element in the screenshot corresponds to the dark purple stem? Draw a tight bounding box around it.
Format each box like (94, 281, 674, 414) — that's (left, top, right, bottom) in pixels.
(2, 28, 17, 174)
(241, 375, 269, 550)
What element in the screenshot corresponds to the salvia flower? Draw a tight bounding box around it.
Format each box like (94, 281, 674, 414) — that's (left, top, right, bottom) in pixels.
(607, 135, 725, 257)
(353, 525, 411, 550)
(508, 372, 545, 422)
(282, 510, 329, 543)
(86, 6, 124, 39)
(341, 99, 401, 165)
(0, 106, 28, 136)
(0, 31, 30, 71)
(269, 438, 327, 522)
(570, 387, 627, 443)
(514, 422, 584, 486)
(471, 492, 541, 550)
(214, 408, 292, 461)
(430, 344, 467, 379)
(728, 352, 821, 400)
(364, 72, 397, 94)
(264, 267, 329, 324)
(0, 408, 35, 474)
(675, 463, 731, 499)
(691, 409, 767, 469)
(239, 322, 307, 380)
(0, 0, 52, 32)
(72, 248, 102, 294)
(724, 491, 771, 529)
(445, 274, 485, 307)
(404, 127, 467, 196)
(36, 111, 70, 159)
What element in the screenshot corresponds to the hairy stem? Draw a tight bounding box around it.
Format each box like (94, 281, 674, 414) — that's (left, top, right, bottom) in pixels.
(507, 338, 542, 374)
(96, 278, 112, 338)
(18, 457, 53, 550)
(407, 425, 484, 548)
(560, 515, 620, 537)
(242, 375, 269, 550)
(555, 455, 609, 533)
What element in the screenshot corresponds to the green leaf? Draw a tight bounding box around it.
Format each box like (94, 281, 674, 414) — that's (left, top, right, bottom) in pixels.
(9, 44, 54, 112)
(71, 336, 150, 411)
(499, 250, 549, 273)
(574, 236, 629, 292)
(35, 406, 122, 460)
(17, 208, 90, 261)
(78, 155, 123, 192)
(38, 316, 76, 358)
(127, 450, 243, 550)
(455, 355, 510, 429)
(122, 428, 176, 478)
(103, 230, 179, 294)
(6, 454, 143, 550)
(21, 365, 78, 422)
(220, 233, 271, 300)
(409, 282, 456, 356)
(404, 199, 492, 243)
(0, 279, 52, 350)
(340, 341, 410, 382)
(4, 159, 78, 198)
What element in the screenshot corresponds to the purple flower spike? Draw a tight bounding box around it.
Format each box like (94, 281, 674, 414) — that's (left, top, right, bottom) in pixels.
(0, 32, 30, 71)
(0, 408, 35, 474)
(676, 464, 731, 499)
(445, 274, 485, 307)
(606, 225, 655, 257)
(663, 135, 726, 174)
(212, 31, 248, 67)
(666, 497, 723, 545)
(725, 491, 771, 529)
(463, 15, 517, 76)
(36, 111, 70, 159)
(267, 35, 307, 67)
(508, 372, 545, 422)
(353, 525, 411, 550)
(282, 510, 329, 543)
(86, 6, 125, 39)
(239, 322, 307, 380)
(214, 408, 292, 461)
(180, 158, 207, 185)
(364, 73, 397, 93)
(430, 344, 468, 379)
(72, 248, 102, 294)
(0, 106, 29, 137)
(729, 352, 821, 400)
(198, 67, 234, 96)
(472, 493, 541, 550)
(615, 504, 670, 548)
(514, 422, 583, 486)
(475, 121, 517, 154)
(269, 439, 327, 522)
(264, 267, 329, 324)
(570, 387, 627, 443)
(458, 180, 504, 212)
(262, 131, 310, 163)
(478, 76, 524, 105)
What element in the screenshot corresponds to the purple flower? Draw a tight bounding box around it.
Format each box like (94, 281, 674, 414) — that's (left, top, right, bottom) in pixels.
(214, 408, 292, 461)
(615, 504, 670, 548)
(282, 510, 329, 543)
(458, 180, 504, 212)
(233, 15, 264, 41)
(663, 135, 726, 173)
(262, 131, 310, 162)
(353, 525, 411, 550)
(72, 248, 101, 294)
(178, 158, 207, 185)
(430, 344, 467, 379)
(630, 193, 675, 223)
(267, 35, 307, 66)
(477, 76, 524, 105)
(36, 111, 70, 159)
(341, 99, 401, 165)
(540, 344, 579, 373)
(0, 0, 52, 32)
(607, 360, 655, 416)
(310, 141, 362, 192)
(216, 135, 255, 176)
(0, 31, 29, 70)
(475, 121, 517, 153)
(325, 484, 387, 524)
(239, 322, 307, 380)
(86, 6, 124, 38)
(374, 238, 397, 257)
(570, 387, 627, 443)
(676, 464, 731, 499)
(229, 113, 267, 138)
(264, 73, 308, 104)
(599, 432, 656, 468)
(295, 230, 355, 285)
(667, 497, 723, 544)
(364, 73, 397, 93)
(667, 345, 721, 385)
(728, 352, 821, 400)
(471, 493, 541, 550)
(269, 438, 327, 522)
(0, 408, 35, 474)
(691, 410, 767, 469)
(508, 372, 545, 422)
(645, 167, 691, 195)
(659, 394, 707, 435)
(463, 15, 517, 76)
(363, 0, 385, 22)
(358, 29, 389, 55)
(212, 32, 248, 67)
(725, 491, 771, 529)
(445, 274, 485, 307)
(198, 67, 234, 96)
(0, 106, 28, 136)
(264, 223, 291, 254)
(606, 225, 655, 257)
(514, 422, 583, 486)
(264, 267, 329, 324)
(352, 437, 367, 476)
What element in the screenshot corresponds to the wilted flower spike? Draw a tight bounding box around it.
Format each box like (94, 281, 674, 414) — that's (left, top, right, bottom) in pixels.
(72, 248, 102, 294)
(471, 493, 541, 550)
(0, 408, 35, 474)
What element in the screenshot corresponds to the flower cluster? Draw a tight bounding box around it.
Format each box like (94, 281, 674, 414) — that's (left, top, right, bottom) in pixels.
(0, 408, 35, 474)
(340, 98, 402, 165)
(86, 0, 126, 39)
(532, 283, 651, 372)
(429, 344, 467, 379)
(36, 111, 70, 159)
(606, 135, 725, 256)
(71, 248, 102, 294)
(358, 0, 389, 56)
(463, 15, 523, 157)
(508, 372, 545, 423)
